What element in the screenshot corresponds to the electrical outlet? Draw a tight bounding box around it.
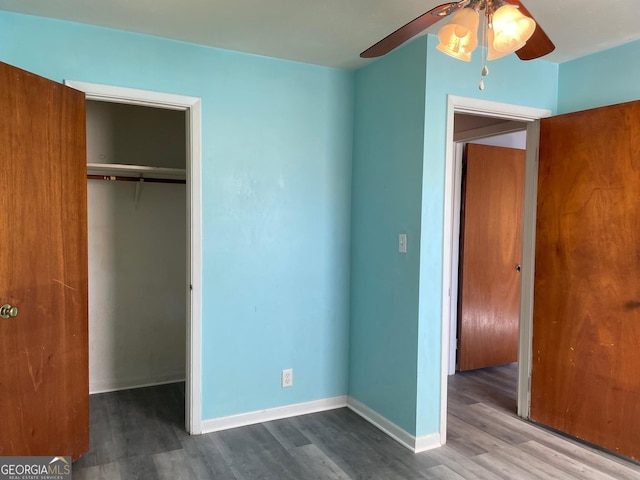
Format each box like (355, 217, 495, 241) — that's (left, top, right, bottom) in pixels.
(282, 368, 293, 388)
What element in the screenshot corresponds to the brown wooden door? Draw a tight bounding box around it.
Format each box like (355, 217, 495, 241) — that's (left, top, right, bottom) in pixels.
(0, 62, 89, 459)
(531, 100, 640, 461)
(458, 143, 525, 371)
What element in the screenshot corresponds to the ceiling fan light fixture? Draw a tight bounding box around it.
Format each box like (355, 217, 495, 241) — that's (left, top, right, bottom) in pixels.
(436, 7, 480, 60)
(491, 3, 536, 53)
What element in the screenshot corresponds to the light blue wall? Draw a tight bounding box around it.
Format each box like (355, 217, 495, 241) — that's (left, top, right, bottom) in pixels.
(349, 39, 427, 434)
(0, 11, 354, 419)
(558, 39, 640, 114)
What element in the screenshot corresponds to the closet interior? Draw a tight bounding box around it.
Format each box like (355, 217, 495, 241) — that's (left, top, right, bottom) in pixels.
(85, 100, 188, 395)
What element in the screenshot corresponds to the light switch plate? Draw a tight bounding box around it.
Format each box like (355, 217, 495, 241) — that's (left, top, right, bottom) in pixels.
(399, 233, 407, 254)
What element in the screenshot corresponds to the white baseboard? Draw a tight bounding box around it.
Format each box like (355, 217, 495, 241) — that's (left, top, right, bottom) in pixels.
(414, 432, 442, 453)
(201, 395, 348, 434)
(90, 374, 186, 394)
(347, 397, 441, 453)
(199, 394, 441, 454)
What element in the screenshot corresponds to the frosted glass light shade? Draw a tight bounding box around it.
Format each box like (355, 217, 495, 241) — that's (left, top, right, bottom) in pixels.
(492, 4, 536, 53)
(437, 7, 480, 61)
(487, 25, 525, 60)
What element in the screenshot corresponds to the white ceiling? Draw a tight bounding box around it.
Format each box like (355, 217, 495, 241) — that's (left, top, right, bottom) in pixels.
(0, 0, 638, 70)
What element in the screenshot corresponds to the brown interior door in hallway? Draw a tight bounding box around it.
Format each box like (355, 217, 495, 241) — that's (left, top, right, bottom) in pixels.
(0, 62, 89, 460)
(531, 100, 640, 461)
(458, 143, 525, 372)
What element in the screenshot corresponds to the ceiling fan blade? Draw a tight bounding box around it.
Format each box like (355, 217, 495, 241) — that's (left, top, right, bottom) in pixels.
(508, 0, 556, 60)
(360, 2, 463, 58)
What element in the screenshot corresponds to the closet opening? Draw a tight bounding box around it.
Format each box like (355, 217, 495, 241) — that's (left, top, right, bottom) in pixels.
(85, 99, 191, 430)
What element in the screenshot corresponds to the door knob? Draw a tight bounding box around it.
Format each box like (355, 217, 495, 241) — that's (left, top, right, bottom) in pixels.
(0, 304, 18, 319)
(515, 264, 522, 272)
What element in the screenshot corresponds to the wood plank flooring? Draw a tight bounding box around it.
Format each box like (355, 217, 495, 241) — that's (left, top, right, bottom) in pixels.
(73, 365, 640, 479)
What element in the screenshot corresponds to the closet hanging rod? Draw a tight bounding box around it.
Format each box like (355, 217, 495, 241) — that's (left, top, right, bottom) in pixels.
(86, 162, 186, 180)
(87, 174, 186, 184)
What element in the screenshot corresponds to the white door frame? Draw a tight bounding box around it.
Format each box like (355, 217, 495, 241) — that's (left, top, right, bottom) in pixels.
(65, 80, 203, 435)
(439, 95, 551, 444)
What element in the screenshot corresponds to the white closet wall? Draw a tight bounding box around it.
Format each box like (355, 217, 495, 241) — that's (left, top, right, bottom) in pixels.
(86, 101, 187, 393)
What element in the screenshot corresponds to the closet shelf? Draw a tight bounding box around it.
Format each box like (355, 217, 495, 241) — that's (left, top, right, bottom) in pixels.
(87, 163, 186, 181)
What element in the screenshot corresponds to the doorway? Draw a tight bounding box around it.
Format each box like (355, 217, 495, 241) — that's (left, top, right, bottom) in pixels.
(439, 95, 551, 444)
(65, 80, 203, 434)
(453, 121, 527, 374)
(445, 116, 528, 441)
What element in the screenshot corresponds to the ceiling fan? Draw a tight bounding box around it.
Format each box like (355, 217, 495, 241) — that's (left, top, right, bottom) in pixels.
(361, 0, 555, 87)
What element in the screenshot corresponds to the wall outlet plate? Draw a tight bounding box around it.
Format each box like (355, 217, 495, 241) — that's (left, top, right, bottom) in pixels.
(282, 368, 293, 388)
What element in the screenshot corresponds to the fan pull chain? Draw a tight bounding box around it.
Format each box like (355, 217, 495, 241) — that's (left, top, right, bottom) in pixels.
(479, 8, 489, 90)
